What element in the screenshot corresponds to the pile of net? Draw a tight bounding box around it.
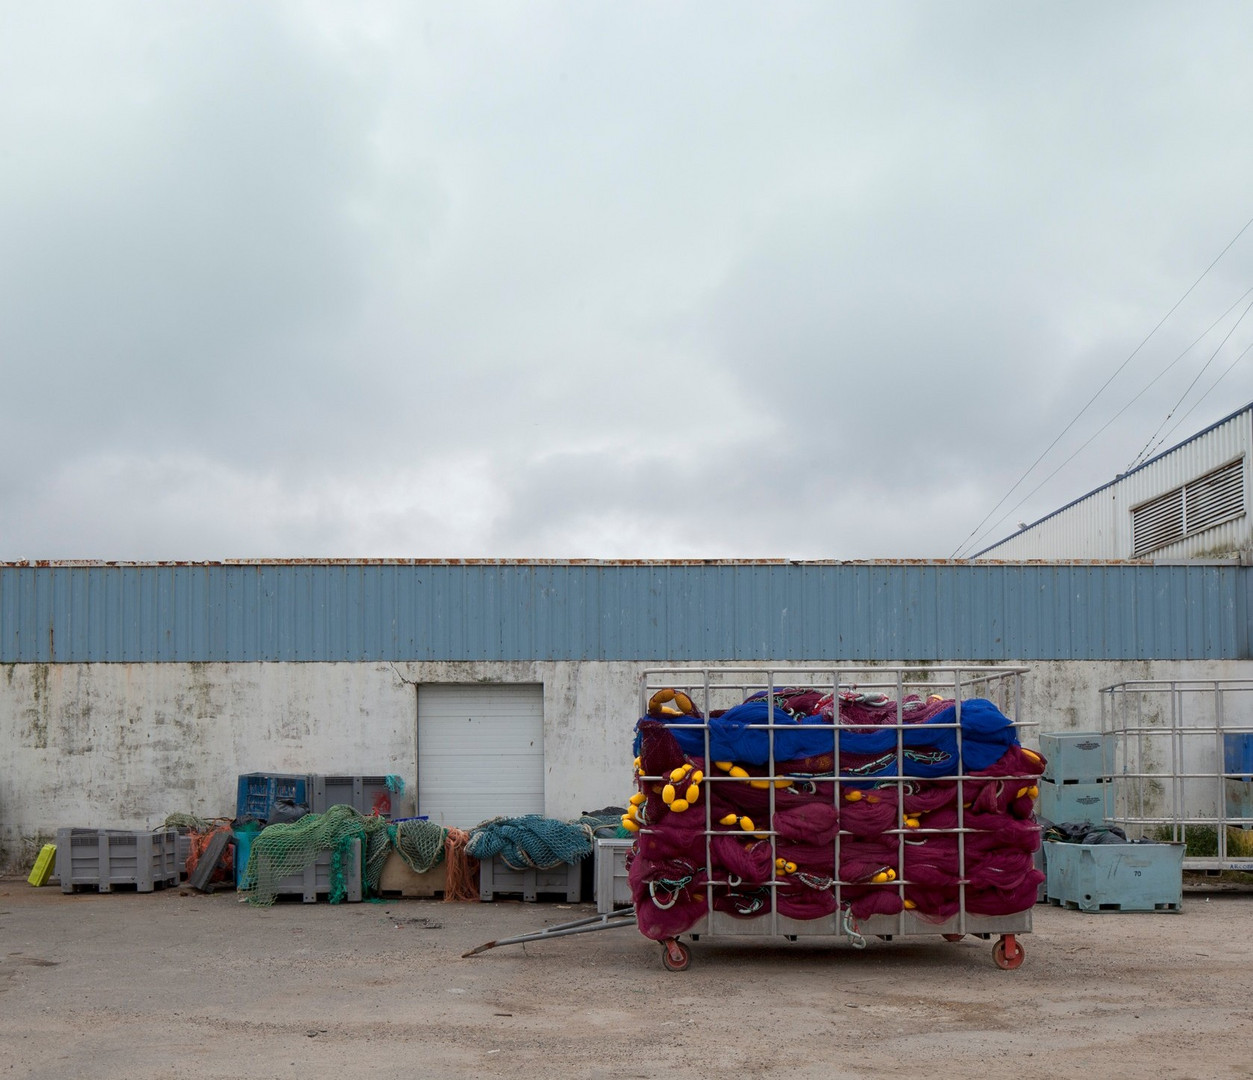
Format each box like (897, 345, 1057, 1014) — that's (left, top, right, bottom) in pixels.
(465, 814, 601, 869)
(239, 805, 449, 905)
(164, 813, 235, 884)
(625, 687, 1047, 941)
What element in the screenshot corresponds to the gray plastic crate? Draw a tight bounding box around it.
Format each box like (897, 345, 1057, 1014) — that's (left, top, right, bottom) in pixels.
(56, 829, 180, 893)
(271, 838, 363, 903)
(1044, 840, 1184, 912)
(1038, 778, 1109, 825)
(595, 838, 634, 913)
(1040, 731, 1113, 783)
(176, 832, 192, 879)
(479, 856, 582, 902)
(312, 775, 396, 818)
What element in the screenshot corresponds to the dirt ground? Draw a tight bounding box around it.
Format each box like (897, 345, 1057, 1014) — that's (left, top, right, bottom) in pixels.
(3, 876, 1253, 1080)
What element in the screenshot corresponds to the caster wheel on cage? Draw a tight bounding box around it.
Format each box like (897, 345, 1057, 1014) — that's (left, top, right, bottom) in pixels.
(942, 934, 966, 943)
(661, 938, 692, 972)
(993, 935, 1024, 970)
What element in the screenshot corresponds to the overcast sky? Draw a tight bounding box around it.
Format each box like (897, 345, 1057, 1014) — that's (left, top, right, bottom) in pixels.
(3, 2, 1252, 561)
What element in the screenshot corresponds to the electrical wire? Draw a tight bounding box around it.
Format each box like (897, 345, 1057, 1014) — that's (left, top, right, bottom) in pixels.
(951, 214, 1253, 558)
(1146, 337, 1253, 456)
(959, 287, 1253, 555)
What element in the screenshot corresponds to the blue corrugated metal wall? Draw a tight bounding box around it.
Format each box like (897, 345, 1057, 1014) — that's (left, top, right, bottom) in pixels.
(0, 561, 1248, 662)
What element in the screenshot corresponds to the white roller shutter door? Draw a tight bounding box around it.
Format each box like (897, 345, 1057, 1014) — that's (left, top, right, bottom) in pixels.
(416, 683, 545, 828)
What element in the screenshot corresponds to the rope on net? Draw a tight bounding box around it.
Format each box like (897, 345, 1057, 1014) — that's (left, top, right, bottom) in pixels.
(443, 828, 480, 902)
(163, 812, 216, 833)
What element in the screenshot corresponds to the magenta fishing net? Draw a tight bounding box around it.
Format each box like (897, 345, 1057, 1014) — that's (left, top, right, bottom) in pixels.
(628, 692, 1046, 941)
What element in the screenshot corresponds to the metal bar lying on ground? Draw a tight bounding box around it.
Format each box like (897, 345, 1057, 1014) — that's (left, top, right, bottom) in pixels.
(462, 907, 638, 957)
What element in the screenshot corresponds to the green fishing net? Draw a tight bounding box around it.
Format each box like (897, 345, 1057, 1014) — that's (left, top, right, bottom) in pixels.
(240, 805, 447, 905)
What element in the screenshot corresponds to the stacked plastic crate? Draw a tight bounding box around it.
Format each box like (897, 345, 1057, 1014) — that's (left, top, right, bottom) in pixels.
(234, 772, 396, 901)
(1037, 732, 1112, 826)
(1040, 732, 1184, 912)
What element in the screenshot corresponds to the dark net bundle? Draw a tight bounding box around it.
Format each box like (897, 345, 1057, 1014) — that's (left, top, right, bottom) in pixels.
(709, 834, 774, 884)
(629, 853, 708, 939)
(776, 873, 838, 920)
(837, 786, 902, 836)
(630, 719, 711, 939)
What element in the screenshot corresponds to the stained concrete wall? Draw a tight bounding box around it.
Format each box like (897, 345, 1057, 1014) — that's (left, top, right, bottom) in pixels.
(3, 658, 1250, 872)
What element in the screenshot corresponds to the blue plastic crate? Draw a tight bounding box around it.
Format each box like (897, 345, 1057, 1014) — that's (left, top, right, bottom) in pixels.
(1038, 778, 1109, 825)
(1044, 841, 1183, 912)
(1039, 731, 1113, 783)
(236, 773, 312, 821)
(1224, 733, 1253, 780)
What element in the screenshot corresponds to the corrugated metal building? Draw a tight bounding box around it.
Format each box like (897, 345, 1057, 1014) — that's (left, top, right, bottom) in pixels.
(2, 558, 1250, 662)
(974, 402, 1253, 561)
(3, 557, 1252, 871)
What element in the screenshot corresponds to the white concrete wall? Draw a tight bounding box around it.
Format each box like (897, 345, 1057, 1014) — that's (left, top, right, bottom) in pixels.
(4, 658, 1252, 872)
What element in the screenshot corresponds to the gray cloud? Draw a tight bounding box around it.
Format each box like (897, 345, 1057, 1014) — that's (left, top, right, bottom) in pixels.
(2, 2, 1252, 560)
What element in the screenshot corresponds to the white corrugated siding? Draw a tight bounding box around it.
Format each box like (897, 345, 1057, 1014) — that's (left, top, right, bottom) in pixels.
(416, 683, 545, 828)
(979, 408, 1253, 559)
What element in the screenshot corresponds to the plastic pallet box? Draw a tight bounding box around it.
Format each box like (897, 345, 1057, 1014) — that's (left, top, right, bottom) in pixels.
(377, 850, 447, 897)
(1038, 778, 1109, 825)
(176, 833, 192, 878)
(1225, 733, 1253, 781)
(1044, 840, 1184, 913)
(271, 838, 363, 903)
(595, 838, 634, 913)
(312, 775, 396, 819)
(236, 772, 313, 821)
(56, 829, 180, 893)
(1039, 731, 1113, 783)
(479, 856, 582, 902)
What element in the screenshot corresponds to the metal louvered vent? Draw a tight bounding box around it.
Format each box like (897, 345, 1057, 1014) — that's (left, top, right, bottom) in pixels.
(1131, 457, 1245, 557)
(1132, 488, 1183, 556)
(1186, 458, 1244, 533)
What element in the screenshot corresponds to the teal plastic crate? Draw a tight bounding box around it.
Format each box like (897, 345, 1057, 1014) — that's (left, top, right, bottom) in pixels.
(1039, 732, 1112, 783)
(1044, 841, 1183, 913)
(1224, 778, 1253, 820)
(1038, 778, 1109, 825)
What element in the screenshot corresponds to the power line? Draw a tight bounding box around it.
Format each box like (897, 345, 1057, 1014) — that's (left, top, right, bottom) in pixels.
(1146, 336, 1253, 456)
(951, 214, 1253, 558)
(960, 287, 1253, 555)
(1127, 295, 1253, 469)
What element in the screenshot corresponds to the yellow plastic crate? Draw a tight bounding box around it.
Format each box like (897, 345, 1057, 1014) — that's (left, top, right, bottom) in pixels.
(27, 844, 56, 887)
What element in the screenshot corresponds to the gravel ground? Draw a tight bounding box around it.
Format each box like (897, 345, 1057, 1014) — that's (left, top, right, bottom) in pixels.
(2, 876, 1253, 1079)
